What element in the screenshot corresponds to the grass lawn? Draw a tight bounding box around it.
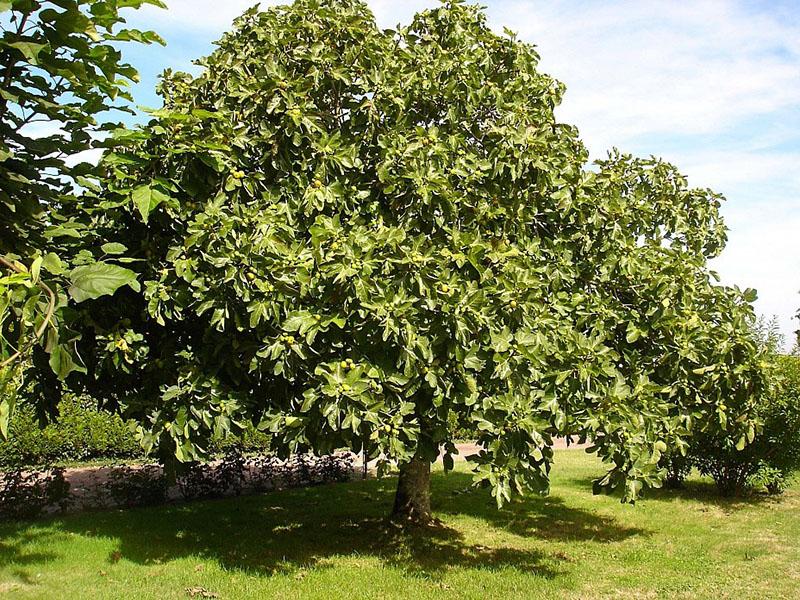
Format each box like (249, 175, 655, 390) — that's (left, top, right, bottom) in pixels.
(0, 450, 798, 599)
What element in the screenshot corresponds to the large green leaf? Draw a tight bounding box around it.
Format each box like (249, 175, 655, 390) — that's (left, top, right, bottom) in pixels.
(48, 344, 87, 380)
(68, 263, 141, 302)
(132, 184, 170, 223)
(101, 242, 128, 255)
(5, 41, 49, 65)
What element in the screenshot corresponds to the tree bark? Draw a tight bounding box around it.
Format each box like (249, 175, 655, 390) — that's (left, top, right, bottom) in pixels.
(391, 454, 432, 524)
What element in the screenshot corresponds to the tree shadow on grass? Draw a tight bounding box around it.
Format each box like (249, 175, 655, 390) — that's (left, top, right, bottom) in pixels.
(564, 473, 774, 513)
(432, 470, 648, 543)
(0, 472, 645, 581)
(0, 532, 60, 568)
(437, 492, 647, 543)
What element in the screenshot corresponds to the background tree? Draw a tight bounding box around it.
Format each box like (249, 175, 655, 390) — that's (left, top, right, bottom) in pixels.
(794, 302, 799, 353)
(665, 317, 800, 496)
(43, 0, 768, 523)
(0, 0, 164, 431)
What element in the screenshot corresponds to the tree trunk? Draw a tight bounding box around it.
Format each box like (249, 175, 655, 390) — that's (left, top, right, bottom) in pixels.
(391, 454, 432, 524)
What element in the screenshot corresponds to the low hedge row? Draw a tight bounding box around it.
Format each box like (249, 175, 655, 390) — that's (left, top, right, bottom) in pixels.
(0, 397, 141, 467)
(0, 397, 271, 468)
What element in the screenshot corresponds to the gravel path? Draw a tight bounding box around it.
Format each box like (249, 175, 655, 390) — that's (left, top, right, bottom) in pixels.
(448, 437, 589, 461)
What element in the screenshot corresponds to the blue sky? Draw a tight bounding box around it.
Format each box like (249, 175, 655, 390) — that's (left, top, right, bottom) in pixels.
(121, 0, 800, 347)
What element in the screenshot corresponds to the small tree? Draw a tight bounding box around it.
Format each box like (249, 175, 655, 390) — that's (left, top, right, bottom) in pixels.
(40, 0, 767, 523)
(694, 327, 800, 496)
(0, 0, 164, 432)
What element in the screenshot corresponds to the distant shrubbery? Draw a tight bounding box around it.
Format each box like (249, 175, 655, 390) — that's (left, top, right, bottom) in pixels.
(0, 397, 141, 467)
(0, 396, 271, 469)
(0, 449, 355, 520)
(664, 353, 800, 496)
(447, 412, 476, 442)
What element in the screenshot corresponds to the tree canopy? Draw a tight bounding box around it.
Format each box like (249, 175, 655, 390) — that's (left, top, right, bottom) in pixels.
(0, 0, 164, 433)
(25, 0, 768, 521)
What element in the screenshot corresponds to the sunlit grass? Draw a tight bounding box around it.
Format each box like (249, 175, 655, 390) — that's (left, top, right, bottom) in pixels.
(0, 450, 797, 599)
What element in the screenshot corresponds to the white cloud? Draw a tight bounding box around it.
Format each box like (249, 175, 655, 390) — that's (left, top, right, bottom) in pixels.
(492, 0, 800, 150)
(680, 151, 800, 194)
(130, 0, 432, 33)
(132, 1, 262, 31)
(486, 0, 800, 347)
(712, 208, 800, 346)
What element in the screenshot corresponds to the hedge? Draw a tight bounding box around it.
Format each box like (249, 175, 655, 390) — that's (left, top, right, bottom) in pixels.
(0, 397, 271, 468)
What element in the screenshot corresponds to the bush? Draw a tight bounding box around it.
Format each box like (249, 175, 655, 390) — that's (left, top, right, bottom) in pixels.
(177, 450, 248, 501)
(104, 464, 168, 508)
(748, 463, 788, 495)
(0, 395, 273, 468)
(208, 425, 272, 456)
(660, 452, 693, 490)
(0, 397, 142, 467)
(447, 412, 476, 442)
(692, 354, 800, 496)
(0, 467, 70, 520)
(177, 452, 355, 501)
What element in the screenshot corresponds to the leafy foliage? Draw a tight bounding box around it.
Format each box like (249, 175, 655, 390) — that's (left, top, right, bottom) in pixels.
(0, 394, 272, 468)
(662, 320, 800, 496)
(38, 0, 768, 507)
(0, 0, 164, 430)
(0, 395, 140, 466)
(692, 354, 800, 496)
(0, 0, 165, 254)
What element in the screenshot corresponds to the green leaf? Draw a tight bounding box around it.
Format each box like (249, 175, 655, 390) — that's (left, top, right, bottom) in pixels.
(6, 41, 49, 65)
(48, 344, 87, 380)
(42, 252, 65, 275)
(464, 354, 485, 371)
(132, 184, 170, 223)
(68, 263, 141, 302)
(101, 242, 128, 255)
(0, 393, 14, 439)
(30, 255, 43, 283)
(191, 109, 222, 119)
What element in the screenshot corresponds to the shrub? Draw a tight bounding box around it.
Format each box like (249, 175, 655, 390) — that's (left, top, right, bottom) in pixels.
(104, 465, 168, 508)
(447, 412, 476, 442)
(748, 463, 788, 495)
(692, 354, 800, 496)
(660, 452, 693, 490)
(0, 395, 273, 468)
(177, 450, 248, 501)
(177, 451, 355, 501)
(0, 397, 142, 467)
(208, 425, 272, 456)
(0, 467, 70, 520)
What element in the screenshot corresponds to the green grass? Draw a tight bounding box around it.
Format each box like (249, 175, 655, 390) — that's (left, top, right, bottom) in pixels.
(1, 450, 798, 599)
